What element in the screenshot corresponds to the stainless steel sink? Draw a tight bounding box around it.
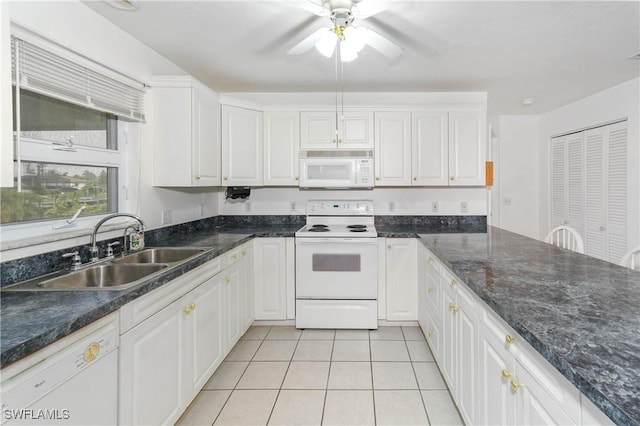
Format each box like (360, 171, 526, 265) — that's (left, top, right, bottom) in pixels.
(3, 246, 210, 292)
(111, 247, 206, 265)
(38, 264, 168, 290)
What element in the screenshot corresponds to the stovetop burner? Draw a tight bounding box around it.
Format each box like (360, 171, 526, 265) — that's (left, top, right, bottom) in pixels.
(308, 227, 329, 232)
(295, 200, 376, 239)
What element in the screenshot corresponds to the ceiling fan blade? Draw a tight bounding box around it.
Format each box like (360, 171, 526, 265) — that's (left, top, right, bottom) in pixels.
(288, 27, 329, 55)
(352, 0, 388, 19)
(364, 27, 403, 59)
(300, 0, 330, 16)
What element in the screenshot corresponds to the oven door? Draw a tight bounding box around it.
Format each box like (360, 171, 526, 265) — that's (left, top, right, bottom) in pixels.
(295, 237, 377, 299)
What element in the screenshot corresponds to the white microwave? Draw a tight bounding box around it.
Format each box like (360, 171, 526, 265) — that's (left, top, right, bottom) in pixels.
(299, 150, 374, 189)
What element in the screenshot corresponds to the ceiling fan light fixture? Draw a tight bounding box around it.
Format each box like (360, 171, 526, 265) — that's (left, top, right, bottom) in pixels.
(340, 41, 359, 62)
(315, 29, 338, 57)
(344, 26, 368, 52)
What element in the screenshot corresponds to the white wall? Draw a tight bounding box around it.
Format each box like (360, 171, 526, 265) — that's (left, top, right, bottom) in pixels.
(219, 187, 488, 216)
(539, 77, 640, 249)
(2, 1, 221, 258)
(491, 116, 540, 239)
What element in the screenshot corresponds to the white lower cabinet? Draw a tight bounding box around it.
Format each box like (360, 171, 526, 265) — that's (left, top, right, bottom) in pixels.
(253, 238, 288, 320)
(119, 247, 252, 425)
(441, 267, 481, 425)
(420, 244, 588, 426)
(119, 273, 224, 426)
(385, 238, 418, 321)
(119, 294, 187, 425)
(240, 242, 255, 330)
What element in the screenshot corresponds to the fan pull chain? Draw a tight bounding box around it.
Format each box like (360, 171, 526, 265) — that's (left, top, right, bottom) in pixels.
(334, 49, 339, 139)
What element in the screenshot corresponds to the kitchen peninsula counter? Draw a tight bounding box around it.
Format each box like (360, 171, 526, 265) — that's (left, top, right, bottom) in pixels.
(418, 227, 640, 426)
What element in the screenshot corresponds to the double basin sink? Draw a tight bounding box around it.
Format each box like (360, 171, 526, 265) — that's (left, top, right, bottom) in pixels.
(4, 247, 208, 291)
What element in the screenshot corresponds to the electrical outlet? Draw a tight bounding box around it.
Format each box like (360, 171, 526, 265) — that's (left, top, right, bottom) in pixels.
(291, 202, 296, 212)
(200, 203, 205, 217)
(245, 201, 251, 212)
(461, 202, 468, 213)
(503, 197, 512, 206)
(162, 209, 172, 225)
(389, 201, 396, 212)
(431, 201, 439, 213)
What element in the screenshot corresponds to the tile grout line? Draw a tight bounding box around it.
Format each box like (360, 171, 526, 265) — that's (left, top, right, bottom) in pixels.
(211, 327, 271, 426)
(265, 329, 301, 425)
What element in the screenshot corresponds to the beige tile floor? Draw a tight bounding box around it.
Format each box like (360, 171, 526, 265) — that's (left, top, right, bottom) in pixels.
(176, 326, 464, 426)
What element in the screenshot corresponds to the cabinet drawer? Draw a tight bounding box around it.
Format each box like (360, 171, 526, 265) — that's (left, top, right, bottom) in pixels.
(423, 247, 441, 276)
(120, 256, 222, 333)
(440, 266, 459, 293)
(225, 247, 241, 267)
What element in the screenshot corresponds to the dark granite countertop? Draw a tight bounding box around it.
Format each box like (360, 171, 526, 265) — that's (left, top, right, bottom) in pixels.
(0, 223, 304, 368)
(418, 226, 640, 426)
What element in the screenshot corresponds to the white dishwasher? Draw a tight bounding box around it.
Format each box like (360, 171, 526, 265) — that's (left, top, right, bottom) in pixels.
(1, 317, 118, 425)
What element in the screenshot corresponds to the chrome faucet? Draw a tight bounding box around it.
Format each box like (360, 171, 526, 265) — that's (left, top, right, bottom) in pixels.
(89, 213, 146, 262)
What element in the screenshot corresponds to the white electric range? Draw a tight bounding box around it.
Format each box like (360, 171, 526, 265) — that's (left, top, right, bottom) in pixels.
(295, 200, 378, 329)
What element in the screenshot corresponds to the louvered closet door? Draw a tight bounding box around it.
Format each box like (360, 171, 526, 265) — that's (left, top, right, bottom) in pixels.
(566, 132, 585, 238)
(551, 136, 567, 228)
(584, 127, 606, 259)
(606, 121, 627, 263)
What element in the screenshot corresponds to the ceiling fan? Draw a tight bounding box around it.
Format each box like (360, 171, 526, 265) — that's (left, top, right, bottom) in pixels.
(288, 0, 404, 62)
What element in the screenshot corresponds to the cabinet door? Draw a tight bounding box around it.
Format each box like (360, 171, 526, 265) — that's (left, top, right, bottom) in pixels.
(119, 299, 185, 426)
(374, 112, 411, 186)
(455, 284, 481, 425)
(441, 287, 457, 390)
(412, 111, 448, 185)
(222, 105, 263, 186)
(192, 86, 221, 186)
(385, 239, 417, 321)
(448, 110, 486, 186)
(253, 238, 287, 320)
(185, 276, 224, 398)
(152, 86, 193, 186)
(301, 112, 337, 149)
(264, 111, 300, 186)
(425, 312, 443, 362)
(514, 363, 576, 426)
(339, 111, 374, 149)
(479, 330, 516, 425)
(240, 243, 254, 330)
(223, 262, 242, 351)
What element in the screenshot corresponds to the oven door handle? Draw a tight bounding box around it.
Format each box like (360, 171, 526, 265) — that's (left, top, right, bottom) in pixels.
(295, 238, 378, 244)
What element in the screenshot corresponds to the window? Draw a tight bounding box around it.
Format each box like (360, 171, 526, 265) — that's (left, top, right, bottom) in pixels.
(1, 32, 145, 235)
(1, 89, 119, 224)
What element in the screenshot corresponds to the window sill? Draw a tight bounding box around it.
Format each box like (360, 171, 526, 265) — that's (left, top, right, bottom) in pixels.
(1, 219, 141, 260)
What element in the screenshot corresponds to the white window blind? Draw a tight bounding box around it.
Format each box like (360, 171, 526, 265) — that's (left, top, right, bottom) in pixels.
(11, 36, 145, 122)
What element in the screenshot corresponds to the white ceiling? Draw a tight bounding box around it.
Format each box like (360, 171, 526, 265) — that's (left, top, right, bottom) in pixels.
(83, 0, 640, 116)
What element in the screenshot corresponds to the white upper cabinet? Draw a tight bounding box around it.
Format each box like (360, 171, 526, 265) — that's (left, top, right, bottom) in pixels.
(152, 77, 221, 187)
(412, 111, 449, 185)
(375, 109, 486, 187)
(264, 111, 300, 186)
(221, 105, 263, 186)
(301, 111, 374, 149)
(374, 112, 412, 185)
(448, 110, 486, 186)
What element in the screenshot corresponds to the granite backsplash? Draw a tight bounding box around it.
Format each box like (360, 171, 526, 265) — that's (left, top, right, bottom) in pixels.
(1, 214, 485, 287)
